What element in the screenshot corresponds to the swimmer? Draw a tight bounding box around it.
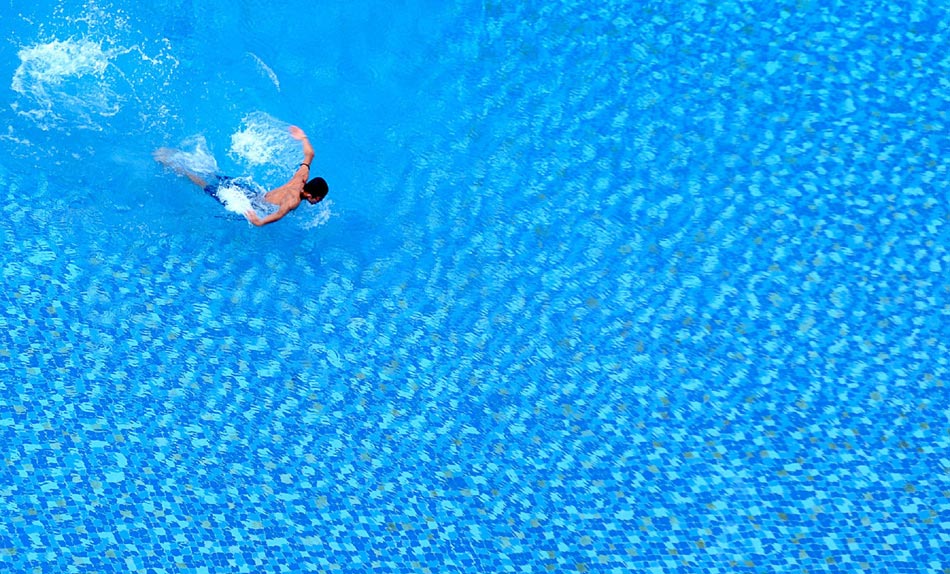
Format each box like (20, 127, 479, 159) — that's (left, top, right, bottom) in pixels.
(153, 126, 328, 226)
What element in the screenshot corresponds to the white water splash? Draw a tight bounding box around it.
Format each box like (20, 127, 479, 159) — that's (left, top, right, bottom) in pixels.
(228, 111, 304, 189)
(247, 52, 280, 92)
(215, 184, 254, 215)
(229, 111, 296, 168)
(10, 35, 179, 131)
(11, 39, 122, 128)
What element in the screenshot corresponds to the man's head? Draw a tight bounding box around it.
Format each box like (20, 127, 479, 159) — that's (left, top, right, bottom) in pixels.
(303, 177, 329, 204)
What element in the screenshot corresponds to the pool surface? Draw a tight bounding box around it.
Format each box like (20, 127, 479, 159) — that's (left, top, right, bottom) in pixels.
(1, 0, 949, 572)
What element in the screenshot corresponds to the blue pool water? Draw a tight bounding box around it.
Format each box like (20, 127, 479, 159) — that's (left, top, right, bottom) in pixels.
(2, 0, 949, 572)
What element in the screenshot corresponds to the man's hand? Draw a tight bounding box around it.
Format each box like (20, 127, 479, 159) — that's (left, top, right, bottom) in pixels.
(289, 125, 315, 165)
(245, 210, 264, 226)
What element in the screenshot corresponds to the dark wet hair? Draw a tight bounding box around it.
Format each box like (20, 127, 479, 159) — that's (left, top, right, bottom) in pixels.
(304, 177, 329, 200)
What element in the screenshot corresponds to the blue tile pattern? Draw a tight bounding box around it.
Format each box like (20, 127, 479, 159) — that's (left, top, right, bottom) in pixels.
(1, 0, 950, 573)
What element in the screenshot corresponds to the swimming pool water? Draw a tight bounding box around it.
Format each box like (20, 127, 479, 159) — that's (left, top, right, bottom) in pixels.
(1, 0, 949, 572)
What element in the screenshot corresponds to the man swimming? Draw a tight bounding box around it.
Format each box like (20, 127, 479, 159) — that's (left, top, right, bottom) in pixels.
(154, 125, 328, 227)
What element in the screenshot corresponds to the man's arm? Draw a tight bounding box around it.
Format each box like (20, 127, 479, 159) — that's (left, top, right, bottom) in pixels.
(245, 205, 291, 227)
(289, 125, 315, 167)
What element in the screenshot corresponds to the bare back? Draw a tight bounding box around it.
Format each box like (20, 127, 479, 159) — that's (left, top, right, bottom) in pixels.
(264, 165, 309, 211)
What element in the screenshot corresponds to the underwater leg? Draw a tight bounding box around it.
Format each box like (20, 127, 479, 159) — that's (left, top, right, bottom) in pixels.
(153, 147, 208, 188)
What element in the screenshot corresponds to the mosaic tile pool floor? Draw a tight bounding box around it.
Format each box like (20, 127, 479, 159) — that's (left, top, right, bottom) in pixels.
(1, 0, 949, 572)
